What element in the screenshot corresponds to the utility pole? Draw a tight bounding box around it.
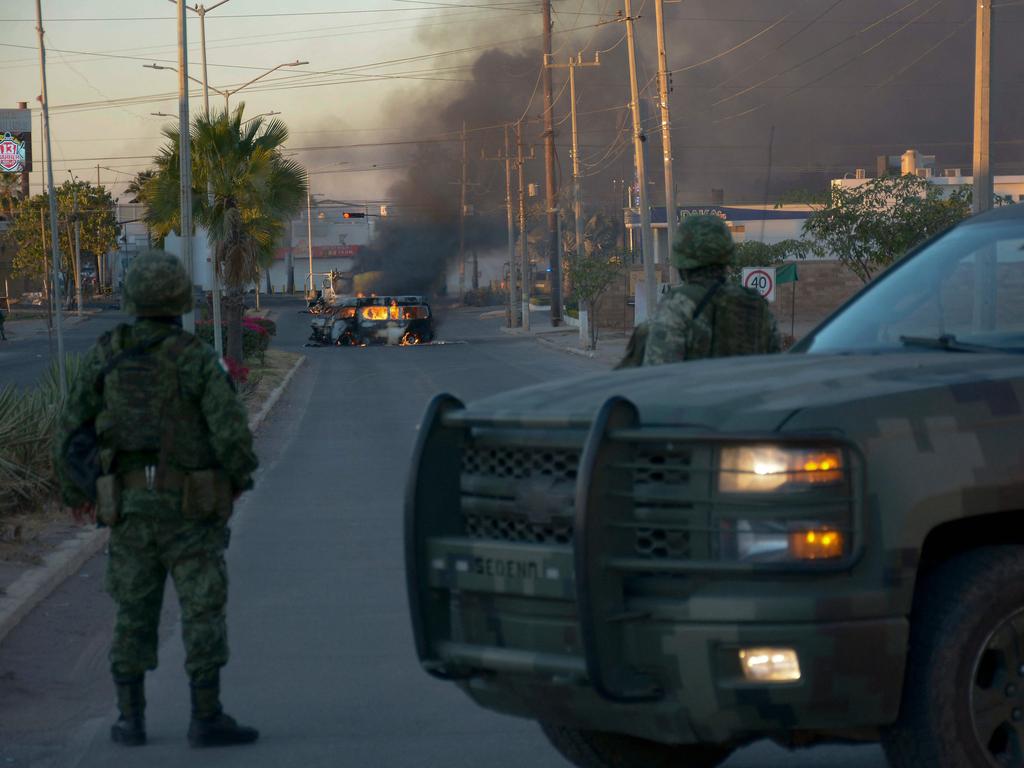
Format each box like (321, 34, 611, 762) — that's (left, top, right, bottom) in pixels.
(482, 125, 519, 326)
(972, 0, 992, 215)
(541, 0, 561, 326)
(70, 177, 82, 317)
(654, 0, 677, 280)
(504, 124, 515, 324)
(458, 121, 468, 300)
(623, 0, 657, 318)
(35, 0, 66, 395)
(17, 101, 30, 199)
(516, 120, 531, 332)
(546, 52, 601, 266)
(176, 0, 195, 333)
(306, 190, 314, 297)
(176, 0, 232, 355)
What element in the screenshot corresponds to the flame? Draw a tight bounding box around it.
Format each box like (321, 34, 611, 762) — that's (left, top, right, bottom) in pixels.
(400, 332, 422, 346)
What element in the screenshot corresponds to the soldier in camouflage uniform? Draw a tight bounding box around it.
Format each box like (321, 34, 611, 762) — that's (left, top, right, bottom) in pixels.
(54, 250, 260, 748)
(641, 215, 780, 365)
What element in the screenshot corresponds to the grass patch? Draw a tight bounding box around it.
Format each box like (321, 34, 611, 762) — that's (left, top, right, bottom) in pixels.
(242, 348, 303, 409)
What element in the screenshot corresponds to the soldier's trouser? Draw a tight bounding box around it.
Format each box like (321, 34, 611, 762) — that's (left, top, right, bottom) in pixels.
(106, 515, 229, 684)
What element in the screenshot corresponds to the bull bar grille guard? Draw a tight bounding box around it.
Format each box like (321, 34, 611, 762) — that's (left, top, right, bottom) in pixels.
(404, 394, 865, 701)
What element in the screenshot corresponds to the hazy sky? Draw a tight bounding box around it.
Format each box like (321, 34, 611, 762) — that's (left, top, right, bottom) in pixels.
(0, 0, 547, 201)
(2, 0, 1022, 207)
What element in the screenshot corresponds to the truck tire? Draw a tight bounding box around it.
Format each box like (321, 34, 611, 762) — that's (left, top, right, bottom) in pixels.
(883, 546, 1024, 768)
(540, 723, 732, 768)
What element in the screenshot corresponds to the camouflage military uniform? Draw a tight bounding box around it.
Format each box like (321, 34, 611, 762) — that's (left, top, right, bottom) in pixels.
(643, 279, 780, 365)
(54, 251, 259, 748)
(642, 215, 780, 365)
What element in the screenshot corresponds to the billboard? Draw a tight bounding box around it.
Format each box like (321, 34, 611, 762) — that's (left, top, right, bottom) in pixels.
(0, 109, 31, 173)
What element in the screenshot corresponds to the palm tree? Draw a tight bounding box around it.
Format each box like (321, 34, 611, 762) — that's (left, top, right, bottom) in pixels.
(145, 105, 307, 362)
(125, 170, 155, 204)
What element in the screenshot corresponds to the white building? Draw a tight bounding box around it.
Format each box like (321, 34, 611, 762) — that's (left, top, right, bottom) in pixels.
(832, 149, 1024, 203)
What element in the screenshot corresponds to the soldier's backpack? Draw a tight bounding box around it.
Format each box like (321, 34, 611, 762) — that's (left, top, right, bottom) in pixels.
(614, 281, 724, 369)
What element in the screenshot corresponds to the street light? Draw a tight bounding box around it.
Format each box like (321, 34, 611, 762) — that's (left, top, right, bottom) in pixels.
(241, 110, 281, 125)
(143, 60, 307, 111)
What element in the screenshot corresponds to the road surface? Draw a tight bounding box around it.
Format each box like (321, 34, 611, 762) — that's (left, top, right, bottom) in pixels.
(0, 297, 888, 767)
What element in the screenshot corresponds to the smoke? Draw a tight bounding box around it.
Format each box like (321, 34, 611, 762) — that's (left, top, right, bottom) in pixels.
(363, 0, 1024, 293)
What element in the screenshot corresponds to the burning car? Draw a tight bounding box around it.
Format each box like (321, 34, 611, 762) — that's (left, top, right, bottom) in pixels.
(309, 295, 433, 346)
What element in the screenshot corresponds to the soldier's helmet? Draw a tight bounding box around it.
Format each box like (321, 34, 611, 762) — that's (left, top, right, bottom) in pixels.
(122, 250, 193, 317)
(671, 215, 735, 270)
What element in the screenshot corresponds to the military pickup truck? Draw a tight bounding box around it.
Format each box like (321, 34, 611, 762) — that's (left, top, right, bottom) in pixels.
(405, 204, 1024, 767)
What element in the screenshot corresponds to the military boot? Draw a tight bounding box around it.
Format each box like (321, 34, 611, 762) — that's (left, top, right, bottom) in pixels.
(110, 676, 146, 746)
(187, 675, 259, 748)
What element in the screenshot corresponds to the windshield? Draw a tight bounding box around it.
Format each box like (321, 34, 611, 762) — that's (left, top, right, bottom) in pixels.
(801, 218, 1024, 354)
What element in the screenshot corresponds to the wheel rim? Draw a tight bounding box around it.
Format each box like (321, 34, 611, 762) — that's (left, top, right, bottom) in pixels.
(970, 607, 1024, 766)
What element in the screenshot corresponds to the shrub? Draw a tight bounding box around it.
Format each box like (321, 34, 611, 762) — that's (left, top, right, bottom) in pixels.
(222, 356, 250, 384)
(244, 315, 276, 337)
(0, 356, 80, 516)
(196, 320, 270, 362)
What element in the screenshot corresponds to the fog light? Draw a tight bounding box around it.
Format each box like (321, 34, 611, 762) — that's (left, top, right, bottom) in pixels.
(789, 528, 844, 560)
(739, 648, 801, 682)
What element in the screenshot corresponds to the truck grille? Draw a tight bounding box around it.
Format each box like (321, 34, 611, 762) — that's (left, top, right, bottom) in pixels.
(461, 443, 580, 545)
(464, 513, 573, 545)
(459, 436, 711, 559)
(462, 445, 579, 482)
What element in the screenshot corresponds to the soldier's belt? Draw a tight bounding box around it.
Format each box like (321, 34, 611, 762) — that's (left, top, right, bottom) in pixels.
(121, 466, 187, 492)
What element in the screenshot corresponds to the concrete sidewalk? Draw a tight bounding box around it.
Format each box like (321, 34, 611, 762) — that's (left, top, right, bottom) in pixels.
(2, 311, 97, 342)
(494, 307, 628, 369)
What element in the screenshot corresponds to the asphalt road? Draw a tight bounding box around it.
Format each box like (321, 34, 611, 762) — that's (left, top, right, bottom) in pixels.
(0, 310, 127, 389)
(0, 297, 887, 768)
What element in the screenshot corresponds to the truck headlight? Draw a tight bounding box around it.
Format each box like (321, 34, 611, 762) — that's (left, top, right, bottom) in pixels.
(719, 445, 844, 493)
(729, 520, 847, 562)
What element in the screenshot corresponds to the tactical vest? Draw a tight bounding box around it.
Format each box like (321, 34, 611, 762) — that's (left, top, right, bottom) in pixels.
(679, 281, 774, 361)
(95, 326, 216, 473)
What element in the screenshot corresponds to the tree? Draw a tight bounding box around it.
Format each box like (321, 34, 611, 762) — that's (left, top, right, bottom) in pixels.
(7, 182, 117, 295)
(144, 104, 307, 362)
(0, 173, 20, 221)
(125, 170, 155, 204)
(566, 248, 624, 350)
(802, 175, 971, 283)
(731, 239, 811, 283)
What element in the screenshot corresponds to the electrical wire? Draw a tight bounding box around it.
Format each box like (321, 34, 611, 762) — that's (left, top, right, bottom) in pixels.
(711, 0, 926, 108)
(713, 0, 949, 123)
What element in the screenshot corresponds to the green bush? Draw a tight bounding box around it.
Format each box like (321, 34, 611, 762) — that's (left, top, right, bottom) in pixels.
(245, 316, 276, 337)
(195, 321, 270, 362)
(0, 356, 81, 515)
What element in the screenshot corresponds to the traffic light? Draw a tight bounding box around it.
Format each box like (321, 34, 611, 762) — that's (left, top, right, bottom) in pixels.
(342, 211, 366, 219)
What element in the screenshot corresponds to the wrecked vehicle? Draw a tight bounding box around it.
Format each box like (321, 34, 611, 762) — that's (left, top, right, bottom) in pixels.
(405, 204, 1024, 767)
(309, 295, 433, 346)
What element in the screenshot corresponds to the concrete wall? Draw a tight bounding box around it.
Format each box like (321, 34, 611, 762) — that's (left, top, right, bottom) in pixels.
(770, 260, 867, 341)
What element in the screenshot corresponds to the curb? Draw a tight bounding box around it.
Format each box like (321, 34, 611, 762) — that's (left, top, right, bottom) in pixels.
(249, 354, 305, 431)
(0, 353, 305, 648)
(0, 526, 110, 647)
(534, 334, 597, 359)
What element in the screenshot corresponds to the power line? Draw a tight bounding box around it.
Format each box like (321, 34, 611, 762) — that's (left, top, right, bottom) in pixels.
(712, 0, 928, 109)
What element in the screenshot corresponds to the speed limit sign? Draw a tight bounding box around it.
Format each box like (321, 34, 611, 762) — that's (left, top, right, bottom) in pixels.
(741, 267, 776, 303)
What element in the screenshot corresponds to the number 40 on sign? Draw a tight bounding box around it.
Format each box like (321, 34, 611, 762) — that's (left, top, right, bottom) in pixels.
(741, 267, 776, 303)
